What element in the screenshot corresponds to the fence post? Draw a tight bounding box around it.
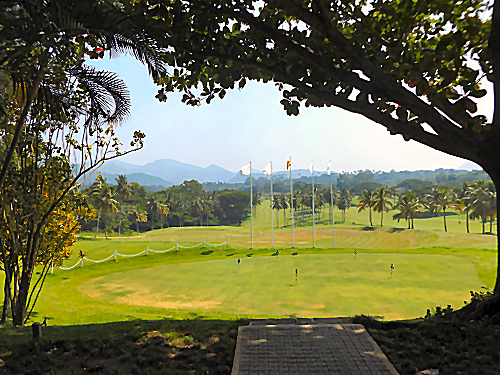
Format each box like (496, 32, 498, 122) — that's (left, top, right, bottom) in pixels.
(176, 242, 178, 252)
(203, 239, 206, 248)
(227, 237, 229, 248)
(50, 262, 53, 274)
(147, 246, 149, 256)
(114, 249, 117, 262)
(80, 258, 83, 268)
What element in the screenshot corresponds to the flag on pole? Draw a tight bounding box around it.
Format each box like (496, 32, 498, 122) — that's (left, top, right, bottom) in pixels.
(286, 160, 291, 170)
(263, 163, 272, 176)
(327, 161, 332, 175)
(240, 163, 251, 175)
(309, 161, 314, 174)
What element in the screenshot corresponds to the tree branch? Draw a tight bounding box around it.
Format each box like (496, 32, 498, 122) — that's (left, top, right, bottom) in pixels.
(490, 0, 500, 126)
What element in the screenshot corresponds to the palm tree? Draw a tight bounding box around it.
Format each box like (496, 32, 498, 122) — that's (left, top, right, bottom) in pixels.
(373, 187, 393, 227)
(357, 189, 375, 226)
(129, 206, 147, 233)
(393, 191, 423, 229)
(280, 194, 290, 227)
(0, 0, 168, 187)
(147, 196, 167, 230)
(252, 192, 262, 218)
(457, 182, 473, 233)
(470, 184, 497, 234)
(115, 174, 131, 235)
(91, 184, 118, 239)
(436, 188, 458, 232)
(336, 188, 352, 223)
(425, 188, 443, 218)
(272, 195, 281, 228)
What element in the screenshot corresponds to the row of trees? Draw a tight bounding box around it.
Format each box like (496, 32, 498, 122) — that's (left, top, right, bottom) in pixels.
(266, 182, 497, 234)
(391, 182, 497, 233)
(81, 177, 253, 235)
(354, 183, 497, 233)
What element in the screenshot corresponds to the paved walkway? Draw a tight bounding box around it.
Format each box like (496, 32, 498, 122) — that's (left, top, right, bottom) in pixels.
(231, 323, 399, 375)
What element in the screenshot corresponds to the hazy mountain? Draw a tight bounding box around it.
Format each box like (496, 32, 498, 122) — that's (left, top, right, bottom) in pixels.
(458, 161, 482, 171)
(97, 159, 237, 184)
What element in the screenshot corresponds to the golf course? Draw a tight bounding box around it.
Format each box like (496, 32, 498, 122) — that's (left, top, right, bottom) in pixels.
(21, 199, 496, 326)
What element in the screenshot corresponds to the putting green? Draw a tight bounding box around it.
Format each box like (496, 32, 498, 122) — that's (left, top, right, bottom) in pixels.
(80, 253, 483, 320)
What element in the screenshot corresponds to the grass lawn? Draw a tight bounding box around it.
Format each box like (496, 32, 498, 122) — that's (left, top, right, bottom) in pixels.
(0, 200, 498, 375)
(79, 253, 483, 320)
(0, 200, 497, 326)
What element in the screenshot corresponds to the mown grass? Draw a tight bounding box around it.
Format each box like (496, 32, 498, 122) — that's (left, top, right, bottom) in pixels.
(0, 201, 498, 374)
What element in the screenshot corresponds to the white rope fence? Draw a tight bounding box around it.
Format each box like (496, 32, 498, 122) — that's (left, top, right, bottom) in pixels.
(52, 239, 229, 273)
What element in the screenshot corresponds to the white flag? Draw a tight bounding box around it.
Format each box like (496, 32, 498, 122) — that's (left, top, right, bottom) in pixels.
(327, 161, 332, 175)
(263, 163, 272, 176)
(240, 163, 251, 175)
(309, 161, 314, 174)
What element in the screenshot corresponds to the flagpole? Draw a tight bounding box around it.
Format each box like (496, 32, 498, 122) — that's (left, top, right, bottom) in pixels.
(312, 164, 315, 248)
(270, 161, 274, 249)
(250, 161, 253, 249)
(290, 156, 294, 248)
(330, 164, 335, 248)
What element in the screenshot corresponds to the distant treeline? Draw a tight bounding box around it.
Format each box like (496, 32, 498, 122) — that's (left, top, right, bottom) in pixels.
(202, 169, 490, 194)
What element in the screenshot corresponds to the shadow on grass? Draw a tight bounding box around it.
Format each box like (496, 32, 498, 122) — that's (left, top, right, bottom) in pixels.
(291, 252, 298, 256)
(225, 254, 235, 257)
(0, 317, 246, 375)
(388, 228, 405, 233)
(361, 226, 375, 231)
(200, 250, 214, 255)
(246, 253, 253, 257)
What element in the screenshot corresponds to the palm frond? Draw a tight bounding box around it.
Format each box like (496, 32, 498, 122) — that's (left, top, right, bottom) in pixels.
(106, 34, 168, 82)
(68, 65, 131, 128)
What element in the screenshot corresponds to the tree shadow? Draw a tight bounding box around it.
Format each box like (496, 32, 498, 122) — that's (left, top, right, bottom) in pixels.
(291, 252, 298, 256)
(361, 226, 375, 231)
(200, 250, 214, 255)
(225, 254, 235, 257)
(388, 228, 405, 233)
(246, 254, 253, 257)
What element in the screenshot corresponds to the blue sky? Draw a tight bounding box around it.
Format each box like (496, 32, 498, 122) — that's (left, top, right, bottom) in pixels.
(89, 55, 487, 173)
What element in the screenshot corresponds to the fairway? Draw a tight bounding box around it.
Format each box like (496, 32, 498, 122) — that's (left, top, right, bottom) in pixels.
(80, 253, 482, 320)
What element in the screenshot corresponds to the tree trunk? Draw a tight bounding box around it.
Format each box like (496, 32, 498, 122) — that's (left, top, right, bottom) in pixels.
(369, 207, 372, 226)
(443, 208, 447, 232)
(466, 206, 470, 233)
(1, 272, 11, 324)
(136, 221, 139, 233)
(118, 202, 122, 235)
(95, 212, 100, 238)
(483, 220, 486, 234)
(12, 270, 32, 326)
(104, 214, 108, 239)
(490, 216, 493, 233)
(380, 209, 383, 227)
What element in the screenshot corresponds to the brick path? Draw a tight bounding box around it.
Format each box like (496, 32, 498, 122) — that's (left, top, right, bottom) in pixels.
(231, 323, 399, 375)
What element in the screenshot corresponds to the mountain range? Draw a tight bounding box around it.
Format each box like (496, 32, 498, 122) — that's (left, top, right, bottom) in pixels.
(89, 159, 330, 186)
(82, 158, 483, 188)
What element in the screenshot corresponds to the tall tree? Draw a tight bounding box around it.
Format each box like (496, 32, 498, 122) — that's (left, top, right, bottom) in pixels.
(393, 191, 423, 229)
(0, 0, 166, 187)
(129, 206, 147, 233)
(357, 189, 376, 226)
(91, 180, 119, 239)
(373, 187, 393, 227)
(115, 174, 131, 235)
(436, 188, 459, 232)
(336, 188, 352, 223)
(426, 188, 443, 218)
